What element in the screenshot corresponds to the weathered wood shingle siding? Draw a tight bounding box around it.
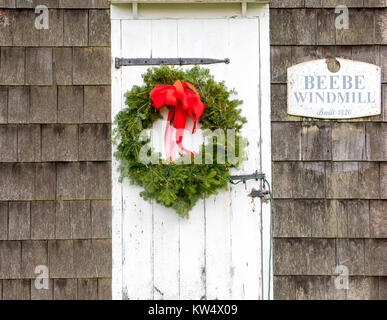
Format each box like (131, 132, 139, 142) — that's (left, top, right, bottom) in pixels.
(0, 0, 111, 300)
(270, 1, 387, 300)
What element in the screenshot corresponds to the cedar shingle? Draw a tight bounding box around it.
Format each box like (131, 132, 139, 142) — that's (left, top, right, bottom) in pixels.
(73, 48, 110, 85)
(272, 122, 301, 161)
(89, 9, 110, 46)
(85, 162, 112, 199)
(301, 123, 331, 161)
(352, 46, 381, 65)
(273, 199, 311, 238)
(2, 280, 30, 300)
(270, 0, 304, 7)
(273, 276, 295, 300)
(326, 162, 359, 199)
(39, 9, 63, 46)
(41, 124, 79, 161)
(316, 9, 336, 45)
(13, 10, 39, 46)
(381, 163, 387, 199)
(359, 162, 380, 199)
(310, 200, 337, 237)
(0, 125, 17, 162)
(48, 240, 74, 278)
(383, 84, 387, 121)
(73, 239, 97, 277)
(8, 87, 29, 124)
(336, 239, 365, 275)
(78, 279, 98, 300)
(270, 46, 292, 83)
(34, 163, 56, 201)
(0, 202, 7, 240)
(365, 239, 387, 275)
(53, 279, 77, 300)
(53, 48, 73, 85)
(295, 276, 327, 300)
(55, 201, 71, 239)
(56, 162, 86, 200)
(91, 200, 112, 239)
(26, 48, 53, 85)
(370, 200, 387, 238)
(17, 125, 41, 162)
(59, 0, 109, 8)
(93, 239, 111, 277)
(382, 46, 387, 82)
(295, 9, 317, 45)
(79, 124, 111, 161)
(70, 200, 91, 239)
(83, 86, 111, 123)
(336, 9, 375, 45)
(0, 47, 25, 85)
(0, 164, 35, 200)
(300, 162, 325, 198)
(16, 0, 59, 8)
(272, 162, 302, 198)
(21, 240, 48, 278)
(274, 239, 308, 275)
(64, 9, 88, 46)
(30, 86, 57, 123)
(308, 239, 336, 275)
(346, 200, 370, 238)
(366, 123, 387, 161)
(291, 46, 322, 65)
(347, 277, 379, 300)
(31, 279, 53, 300)
(271, 84, 297, 122)
(323, 0, 364, 6)
(375, 8, 387, 44)
(0, 88, 7, 123)
(8, 201, 30, 240)
(58, 86, 83, 123)
(98, 278, 112, 300)
(270, 9, 297, 45)
(0, 241, 21, 278)
(0, 9, 15, 45)
(332, 123, 366, 161)
(31, 202, 56, 239)
(380, 277, 387, 300)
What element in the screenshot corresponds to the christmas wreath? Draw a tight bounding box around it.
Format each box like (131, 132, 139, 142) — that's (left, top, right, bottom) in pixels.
(113, 66, 247, 218)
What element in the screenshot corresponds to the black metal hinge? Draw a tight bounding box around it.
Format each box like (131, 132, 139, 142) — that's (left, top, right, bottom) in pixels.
(115, 57, 230, 69)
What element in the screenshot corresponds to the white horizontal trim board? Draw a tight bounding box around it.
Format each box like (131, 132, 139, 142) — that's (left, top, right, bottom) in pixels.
(111, 0, 270, 3)
(111, 2, 269, 19)
(111, 4, 272, 300)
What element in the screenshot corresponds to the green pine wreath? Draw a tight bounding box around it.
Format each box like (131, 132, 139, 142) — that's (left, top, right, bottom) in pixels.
(112, 66, 247, 218)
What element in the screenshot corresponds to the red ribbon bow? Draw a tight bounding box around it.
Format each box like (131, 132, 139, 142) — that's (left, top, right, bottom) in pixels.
(150, 80, 205, 160)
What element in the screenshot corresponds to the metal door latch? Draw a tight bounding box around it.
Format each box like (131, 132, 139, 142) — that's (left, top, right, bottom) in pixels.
(249, 188, 271, 201)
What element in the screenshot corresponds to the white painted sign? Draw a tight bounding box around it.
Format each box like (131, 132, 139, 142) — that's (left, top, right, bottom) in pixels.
(288, 58, 381, 119)
(111, 3, 272, 300)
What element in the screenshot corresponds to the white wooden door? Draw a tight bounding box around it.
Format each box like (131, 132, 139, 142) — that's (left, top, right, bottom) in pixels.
(111, 3, 272, 300)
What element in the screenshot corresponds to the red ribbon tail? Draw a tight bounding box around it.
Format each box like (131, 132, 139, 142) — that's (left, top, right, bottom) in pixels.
(176, 128, 194, 157)
(165, 106, 176, 161)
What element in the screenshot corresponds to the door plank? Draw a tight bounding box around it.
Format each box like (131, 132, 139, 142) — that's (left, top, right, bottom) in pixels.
(111, 19, 123, 300)
(259, 6, 273, 300)
(177, 19, 206, 300)
(121, 20, 154, 300)
(151, 19, 181, 300)
(227, 18, 262, 299)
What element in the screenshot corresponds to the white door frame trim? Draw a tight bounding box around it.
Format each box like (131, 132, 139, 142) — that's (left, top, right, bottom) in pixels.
(111, 3, 272, 300)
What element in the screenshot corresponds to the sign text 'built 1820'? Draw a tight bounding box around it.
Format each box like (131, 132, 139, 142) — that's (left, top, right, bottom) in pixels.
(288, 58, 381, 119)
